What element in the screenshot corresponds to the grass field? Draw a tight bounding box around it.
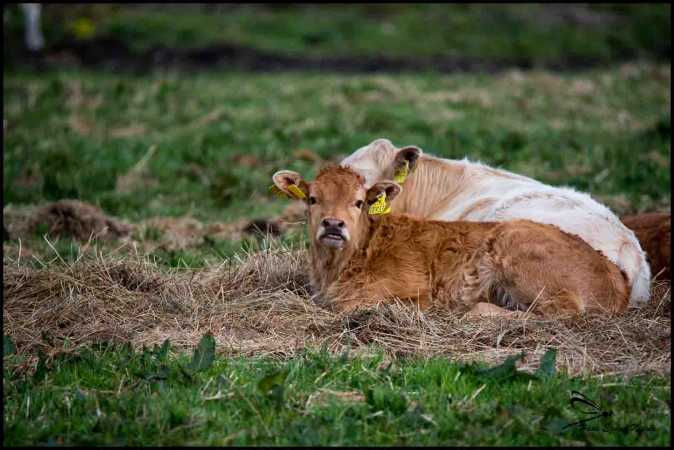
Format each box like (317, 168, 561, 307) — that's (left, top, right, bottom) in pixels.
(4, 64, 671, 261)
(3, 4, 671, 446)
(3, 338, 671, 446)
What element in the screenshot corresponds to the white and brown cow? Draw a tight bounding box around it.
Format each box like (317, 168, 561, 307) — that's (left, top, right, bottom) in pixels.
(340, 138, 651, 306)
(272, 165, 630, 316)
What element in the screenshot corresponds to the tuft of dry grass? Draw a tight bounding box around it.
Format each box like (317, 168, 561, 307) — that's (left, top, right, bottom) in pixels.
(7, 200, 134, 242)
(4, 200, 305, 252)
(3, 240, 670, 377)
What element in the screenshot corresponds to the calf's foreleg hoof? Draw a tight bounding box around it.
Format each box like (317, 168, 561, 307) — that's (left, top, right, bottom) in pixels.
(463, 302, 524, 319)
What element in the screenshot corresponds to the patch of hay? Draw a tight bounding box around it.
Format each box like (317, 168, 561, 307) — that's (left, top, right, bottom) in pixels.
(4, 200, 302, 253)
(142, 216, 208, 251)
(3, 243, 670, 377)
(18, 200, 134, 241)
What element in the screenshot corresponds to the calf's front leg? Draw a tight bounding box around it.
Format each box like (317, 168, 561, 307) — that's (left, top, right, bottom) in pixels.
(324, 276, 431, 313)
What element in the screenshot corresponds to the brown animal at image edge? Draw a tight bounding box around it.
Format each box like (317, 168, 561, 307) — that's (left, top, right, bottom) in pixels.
(273, 165, 630, 317)
(620, 213, 671, 281)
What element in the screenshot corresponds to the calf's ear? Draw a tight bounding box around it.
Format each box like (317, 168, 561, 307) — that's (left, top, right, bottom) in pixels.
(394, 145, 423, 175)
(366, 181, 402, 205)
(272, 170, 310, 200)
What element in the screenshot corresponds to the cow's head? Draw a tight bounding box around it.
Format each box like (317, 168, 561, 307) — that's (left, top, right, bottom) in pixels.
(272, 165, 402, 251)
(340, 138, 423, 188)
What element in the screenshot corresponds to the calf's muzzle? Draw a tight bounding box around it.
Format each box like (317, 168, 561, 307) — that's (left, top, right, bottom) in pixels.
(317, 217, 348, 248)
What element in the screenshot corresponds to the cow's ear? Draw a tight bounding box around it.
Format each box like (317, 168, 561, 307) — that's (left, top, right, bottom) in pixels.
(272, 170, 310, 201)
(366, 181, 402, 206)
(393, 146, 423, 180)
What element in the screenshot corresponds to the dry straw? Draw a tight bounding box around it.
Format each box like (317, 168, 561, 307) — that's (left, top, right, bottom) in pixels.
(3, 238, 670, 377)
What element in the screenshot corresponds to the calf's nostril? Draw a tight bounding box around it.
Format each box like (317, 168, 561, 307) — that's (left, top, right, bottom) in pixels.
(322, 218, 345, 229)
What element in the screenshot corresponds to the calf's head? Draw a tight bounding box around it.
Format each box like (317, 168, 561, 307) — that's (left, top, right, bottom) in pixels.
(340, 138, 423, 188)
(272, 165, 402, 251)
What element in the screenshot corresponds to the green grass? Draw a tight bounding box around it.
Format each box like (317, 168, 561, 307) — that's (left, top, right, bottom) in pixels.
(4, 64, 670, 264)
(4, 4, 671, 63)
(3, 337, 670, 446)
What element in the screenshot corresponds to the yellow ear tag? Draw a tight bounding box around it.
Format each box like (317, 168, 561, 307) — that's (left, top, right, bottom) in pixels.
(287, 184, 307, 200)
(269, 185, 292, 199)
(393, 160, 409, 184)
(368, 192, 391, 215)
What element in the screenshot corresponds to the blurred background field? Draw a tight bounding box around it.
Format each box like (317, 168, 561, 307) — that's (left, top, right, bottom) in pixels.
(4, 4, 671, 66)
(3, 4, 671, 446)
(3, 3, 671, 267)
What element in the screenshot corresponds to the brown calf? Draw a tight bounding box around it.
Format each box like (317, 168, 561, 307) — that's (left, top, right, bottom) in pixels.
(272, 165, 631, 316)
(620, 213, 671, 281)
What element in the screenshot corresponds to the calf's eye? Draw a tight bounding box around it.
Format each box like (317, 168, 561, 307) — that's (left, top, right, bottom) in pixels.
(355, 200, 364, 209)
(309, 196, 317, 205)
